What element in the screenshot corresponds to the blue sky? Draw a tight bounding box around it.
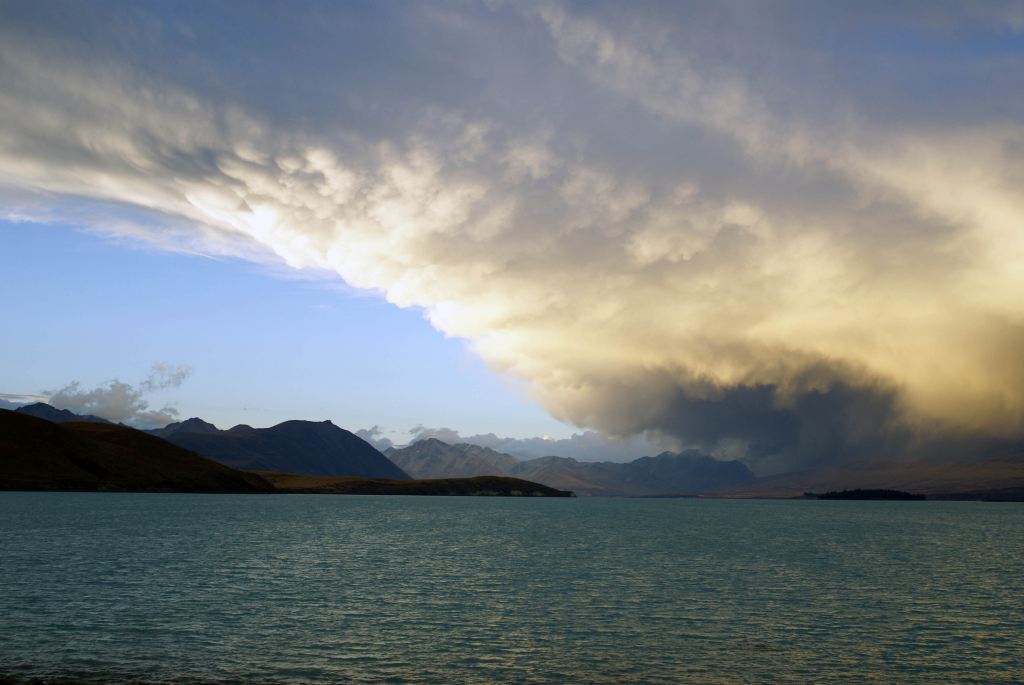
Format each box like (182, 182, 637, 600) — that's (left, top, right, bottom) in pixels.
(0, 219, 570, 443)
(1, 1, 1022, 470)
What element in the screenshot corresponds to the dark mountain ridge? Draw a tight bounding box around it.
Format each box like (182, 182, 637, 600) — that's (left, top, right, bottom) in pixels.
(151, 417, 410, 479)
(0, 410, 571, 496)
(16, 405, 407, 480)
(19, 405, 1022, 499)
(151, 417, 220, 436)
(15, 402, 111, 425)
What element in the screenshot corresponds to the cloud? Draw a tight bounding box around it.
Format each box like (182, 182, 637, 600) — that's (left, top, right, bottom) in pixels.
(45, 364, 192, 427)
(139, 363, 193, 393)
(2, 3, 1023, 472)
(355, 426, 394, 451)
(408, 426, 465, 446)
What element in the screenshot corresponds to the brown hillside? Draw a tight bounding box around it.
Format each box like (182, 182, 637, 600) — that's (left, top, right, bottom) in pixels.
(0, 410, 272, 493)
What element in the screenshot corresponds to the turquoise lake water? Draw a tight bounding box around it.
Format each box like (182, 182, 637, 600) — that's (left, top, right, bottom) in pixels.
(0, 492, 1021, 684)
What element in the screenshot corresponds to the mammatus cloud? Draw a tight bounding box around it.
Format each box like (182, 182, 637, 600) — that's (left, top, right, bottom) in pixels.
(1, 3, 1022, 472)
(406, 426, 677, 463)
(45, 364, 193, 427)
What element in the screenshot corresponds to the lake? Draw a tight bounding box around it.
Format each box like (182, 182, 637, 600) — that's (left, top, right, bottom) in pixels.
(0, 493, 1021, 683)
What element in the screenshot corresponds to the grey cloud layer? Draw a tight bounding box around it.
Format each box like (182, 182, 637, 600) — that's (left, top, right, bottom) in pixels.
(2, 1, 1022, 471)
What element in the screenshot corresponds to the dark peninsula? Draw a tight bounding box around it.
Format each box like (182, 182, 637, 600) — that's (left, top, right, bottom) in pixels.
(813, 489, 926, 501)
(257, 471, 575, 497)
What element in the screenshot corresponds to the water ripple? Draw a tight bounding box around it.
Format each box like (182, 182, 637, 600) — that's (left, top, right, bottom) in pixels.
(0, 494, 1022, 684)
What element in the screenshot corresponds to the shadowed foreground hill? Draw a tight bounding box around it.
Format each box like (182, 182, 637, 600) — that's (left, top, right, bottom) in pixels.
(0, 409, 272, 493)
(257, 471, 574, 496)
(151, 418, 409, 479)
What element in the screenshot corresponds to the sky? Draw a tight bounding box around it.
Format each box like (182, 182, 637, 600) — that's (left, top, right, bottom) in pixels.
(0, 221, 572, 444)
(1, 1, 1023, 473)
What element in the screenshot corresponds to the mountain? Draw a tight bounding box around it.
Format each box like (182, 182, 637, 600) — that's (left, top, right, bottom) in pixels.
(150, 417, 220, 437)
(0, 409, 271, 493)
(510, 451, 756, 496)
(153, 418, 410, 479)
(509, 455, 613, 495)
(385, 438, 520, 478)
(385, 440, 755, 496)
(19, 404, 409, 480)
(589, 451, 758, 495)
(15, 402, 111, 424)
(718, 454, 1024, 500)
(0, 410, 567, 497)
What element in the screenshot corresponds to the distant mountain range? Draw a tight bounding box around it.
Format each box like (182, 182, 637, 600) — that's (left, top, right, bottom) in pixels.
(385, 439, 521, 479)
(387, 438, 755, 496)
(0, 409, 568, 497)
(148, 417, 410, 479)
(12, 403, 1024, 499)
(10, 404, 756, 495)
